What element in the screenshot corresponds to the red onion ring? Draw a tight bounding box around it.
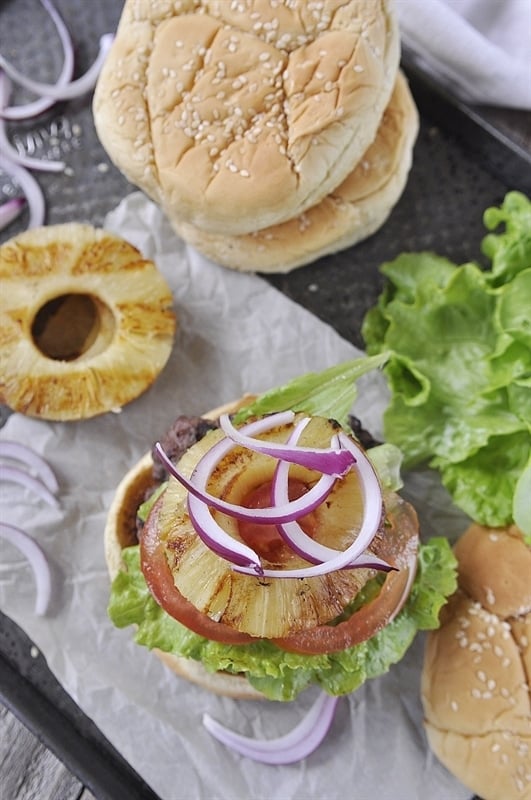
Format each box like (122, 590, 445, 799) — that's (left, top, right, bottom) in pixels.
(154, 414, 337, 523)
(0, 196, 26, 232)
(0, 0, 75, 121)
(234, 432, 383, 578)
(0, 72, 66, 171)
(203, 691, 340, 764)
(0, 152, 45, 228)
(0, 464, 59, 507)
(0, 33, 114, 101)
(219, 413, 355, 476)
(154, 413, 336, 573)
(0, 523, 51, 615)
(272, 420, 391, 571)
(0, 441, 59, 494)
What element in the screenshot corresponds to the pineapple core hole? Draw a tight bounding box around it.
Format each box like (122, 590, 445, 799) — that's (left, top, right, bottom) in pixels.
(31, 293, 116, 362)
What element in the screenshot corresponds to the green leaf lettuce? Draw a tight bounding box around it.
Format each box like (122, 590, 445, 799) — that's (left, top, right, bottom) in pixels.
(362, 191, 531, 539)
(109, 539, 457, 702)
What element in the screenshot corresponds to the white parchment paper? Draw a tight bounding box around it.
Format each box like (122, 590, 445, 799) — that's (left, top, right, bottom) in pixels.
(0, 193, 471, 800)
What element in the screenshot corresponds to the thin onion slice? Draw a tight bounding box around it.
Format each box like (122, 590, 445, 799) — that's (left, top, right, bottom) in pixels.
(0, 33, 114, 101)
(0, 72, 65, 172)
(203, 691, 339, 764)
(187, 495, 264, 574)
(0, 196, 25, 231)
(154, 413, 335, 573)
(153, 418, 337, 523)
(0, 441, 59, 493)
(0, 523, 52, 615)
(219, 413, 355, 476)
(0, 0, 75, 121)
(272, 420, 391, 571)
(0, 464, 59, 507)
(234, 432, 383, 578)
(0, 153, 45, 228)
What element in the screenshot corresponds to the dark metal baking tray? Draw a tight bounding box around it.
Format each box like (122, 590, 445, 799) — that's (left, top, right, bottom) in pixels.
(1, 1, 529, 798)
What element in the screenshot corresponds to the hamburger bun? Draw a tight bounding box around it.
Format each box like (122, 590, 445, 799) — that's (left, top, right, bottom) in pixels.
(170, 71, 418, 273)
(93, 0, 400, 236)
(421, 523, 531, 800)
(104, 396, 266, 699)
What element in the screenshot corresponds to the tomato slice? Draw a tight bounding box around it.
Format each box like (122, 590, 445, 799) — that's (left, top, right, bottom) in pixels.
(140, 496, 255, 645)
(272, 494, 419, 655)
(140, 491, 419, 654)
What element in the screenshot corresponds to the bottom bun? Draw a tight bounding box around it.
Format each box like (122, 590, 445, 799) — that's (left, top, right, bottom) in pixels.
(421, 524, 531, 800)
(104, 396, 266, 700)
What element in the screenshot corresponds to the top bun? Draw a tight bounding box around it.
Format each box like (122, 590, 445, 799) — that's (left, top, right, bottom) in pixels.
(421, 523, 531, 800)
(169, 70, 418, 273)
(93, 0, 400, 235)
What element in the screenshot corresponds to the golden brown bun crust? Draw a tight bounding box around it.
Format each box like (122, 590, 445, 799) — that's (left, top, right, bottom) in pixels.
(93, 0, 400, 236)
(0, 224, 176, 421)
(172, 71, 419, 273)
(421, 523, 531, 800)
(104, 395, 266, 700)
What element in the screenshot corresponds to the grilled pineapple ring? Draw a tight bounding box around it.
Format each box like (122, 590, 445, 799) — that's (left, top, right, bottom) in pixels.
(0, 223, 176, 420)
(143, 415, 396, 640)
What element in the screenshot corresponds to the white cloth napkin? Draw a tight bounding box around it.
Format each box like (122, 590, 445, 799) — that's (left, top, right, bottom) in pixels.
(397, 0, 531, 108)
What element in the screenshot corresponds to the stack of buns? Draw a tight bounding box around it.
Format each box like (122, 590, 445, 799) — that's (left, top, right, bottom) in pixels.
(421, 523, 531, 800)
(93, 0, 418, 273)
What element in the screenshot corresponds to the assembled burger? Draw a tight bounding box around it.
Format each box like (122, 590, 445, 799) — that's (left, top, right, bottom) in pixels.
(104, 358, 456, 703)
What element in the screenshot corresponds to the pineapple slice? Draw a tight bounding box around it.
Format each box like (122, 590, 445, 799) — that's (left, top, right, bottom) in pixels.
(0, 223, 176, 421)
(151, 416, 386, 639)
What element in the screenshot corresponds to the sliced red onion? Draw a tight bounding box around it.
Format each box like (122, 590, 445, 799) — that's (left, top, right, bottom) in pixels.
(234, 432, 382, 578)
(0, 523, 52, 615)
(0, 441, 59, 494)
(187, 496, 264, 575)
(0, 72, 65, 172)
(154, 413, 336, 572)
(0, 196, 25, 231)
(272, 421, 391, 571)
(153, 431, 336, 524)
(219, 413, 355, 476)
(0, 0, 75, 121)
(0, 465, 59, 507)
(203, 691, 339, 765)
(0, 153, 45, 228)
(0, 33, 114, 101)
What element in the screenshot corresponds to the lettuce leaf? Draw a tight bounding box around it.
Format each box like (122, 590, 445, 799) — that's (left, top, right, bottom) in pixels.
(232, 352, 390, 429)
(362, 192, 531, 538)
(109, 539, 457, 702)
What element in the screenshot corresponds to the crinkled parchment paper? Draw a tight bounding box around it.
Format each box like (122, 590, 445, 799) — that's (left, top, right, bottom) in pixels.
(0, 193, 471, 800)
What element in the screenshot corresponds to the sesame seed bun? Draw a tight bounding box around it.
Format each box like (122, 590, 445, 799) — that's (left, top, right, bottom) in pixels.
(93, 0, 400, 236)
(421, 523, 531, 800)
(169, 71, 418, 273)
